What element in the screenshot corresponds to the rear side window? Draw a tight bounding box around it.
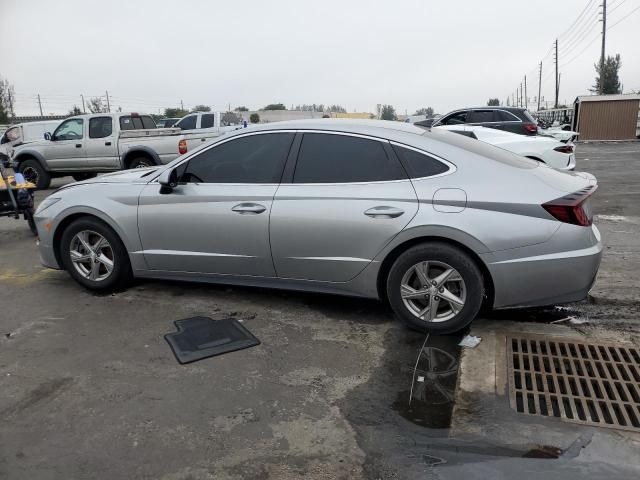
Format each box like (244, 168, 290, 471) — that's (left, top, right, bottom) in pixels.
(89, 117, 113, 138)
(496, 110, 520, 121)
(119, 116, 147, 130)
(294, 133, 406, 183)
(176, 115, 197, 130)
(469, 110, 495, 123)
(141, 116, 156, 129)
(181, 133, 294, 184)
(201, 114, 215, 128)
(392, 144, 450, 178)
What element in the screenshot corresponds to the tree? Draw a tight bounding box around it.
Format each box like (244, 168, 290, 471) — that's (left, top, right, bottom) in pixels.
(164, 107, 188, 118)
(221, 111, 241, 125)
(380, 104, 397, 121)
(249, 113, 260, 123)
(0, 75, 16, 123)
(234, 106, 249, 111)
(262, 103, 286, 111)
(327, 104, 347, 113)
(592, 54, 622, 95)
(86, 97, 106, 113)
(414, 107, 434, 116)
(68, 105, 82, 116)
(487, 98, 500, 106)
(192, 104, 211, 112)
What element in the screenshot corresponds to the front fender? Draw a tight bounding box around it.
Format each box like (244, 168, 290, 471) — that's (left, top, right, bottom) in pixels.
(12, 149, 49, 171)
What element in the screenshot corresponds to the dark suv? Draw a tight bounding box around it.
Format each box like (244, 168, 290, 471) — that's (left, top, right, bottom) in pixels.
(431, 107, 538, 136)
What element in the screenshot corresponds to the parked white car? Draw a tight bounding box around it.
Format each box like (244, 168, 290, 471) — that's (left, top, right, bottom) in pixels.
(539, 127, 579, 143)
(434, 124, 576, 171)
(0, 120, 62, 165)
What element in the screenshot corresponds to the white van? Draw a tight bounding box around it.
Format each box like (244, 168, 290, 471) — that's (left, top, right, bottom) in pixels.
(0, 120, 62, 165)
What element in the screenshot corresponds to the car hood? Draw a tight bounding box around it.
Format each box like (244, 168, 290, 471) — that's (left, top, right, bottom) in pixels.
(68, 167, 161, 186)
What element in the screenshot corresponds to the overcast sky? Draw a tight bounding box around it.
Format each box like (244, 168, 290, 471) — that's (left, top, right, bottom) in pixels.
(1, 0, 638, 116)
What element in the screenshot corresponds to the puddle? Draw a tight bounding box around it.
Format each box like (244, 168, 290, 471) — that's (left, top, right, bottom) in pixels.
(392, 333, 462, 429)
(483, 305, 587, 324)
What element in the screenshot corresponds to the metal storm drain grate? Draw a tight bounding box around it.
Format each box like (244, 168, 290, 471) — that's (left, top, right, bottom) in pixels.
(507, 335, 640, 432)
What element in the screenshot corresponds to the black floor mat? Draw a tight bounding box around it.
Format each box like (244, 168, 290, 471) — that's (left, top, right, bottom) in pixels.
(164, 316, 260, 364)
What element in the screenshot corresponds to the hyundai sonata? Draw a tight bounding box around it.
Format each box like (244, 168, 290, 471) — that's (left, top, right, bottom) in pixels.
(34, 119, 602, 333)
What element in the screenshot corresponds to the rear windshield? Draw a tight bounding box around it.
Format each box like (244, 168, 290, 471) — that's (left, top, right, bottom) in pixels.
(119, 115, 157, 130)
(424, 128, 538, 169)
(521, 110, 536, 123)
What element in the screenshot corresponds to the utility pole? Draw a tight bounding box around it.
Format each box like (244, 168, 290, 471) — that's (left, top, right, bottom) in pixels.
(537, 62, 542, 112)
(524, 75, 528, 109)
(105, 90, 111, 112)
(554, 39, 559, 108)
(520, 83, 523, 107)
(37, 94, 43, 116)
(180, 99, 184, 110)
(81, 94, 86, 113)
(600, 0, 607, 94)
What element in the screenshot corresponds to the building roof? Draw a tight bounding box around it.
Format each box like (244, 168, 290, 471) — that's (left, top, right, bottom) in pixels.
(576, 93, 640, 103)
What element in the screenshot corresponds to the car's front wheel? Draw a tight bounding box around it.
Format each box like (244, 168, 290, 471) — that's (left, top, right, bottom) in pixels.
(387, 242, 484, 333)
(59, 217, 132, 291)
(19, 159, 51, 189)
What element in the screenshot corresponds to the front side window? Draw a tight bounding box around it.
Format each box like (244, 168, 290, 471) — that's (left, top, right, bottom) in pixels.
(176, 115, 197, 130)
(180, 133, 294, 184)
(392, 144, 450, 178)
(439, 111, 468, 125)
(293, 133, 406, 183)
(89, 117, 113, 138)
(53, 119, 83, 140)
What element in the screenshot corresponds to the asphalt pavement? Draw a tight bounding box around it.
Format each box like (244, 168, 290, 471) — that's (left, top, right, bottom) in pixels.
(1, 142, 639, 479)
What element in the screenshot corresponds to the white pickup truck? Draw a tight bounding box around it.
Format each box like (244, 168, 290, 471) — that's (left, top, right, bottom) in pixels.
(10, 112, 236, 189)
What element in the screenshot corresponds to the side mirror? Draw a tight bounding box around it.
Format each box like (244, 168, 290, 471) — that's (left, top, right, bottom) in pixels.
(158, 168, 178, 194)
(44, 132, 52, 141)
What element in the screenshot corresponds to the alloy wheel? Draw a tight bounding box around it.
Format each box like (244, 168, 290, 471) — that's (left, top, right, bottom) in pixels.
(400, 261, 466, 323)
(69, 230, 114, 282)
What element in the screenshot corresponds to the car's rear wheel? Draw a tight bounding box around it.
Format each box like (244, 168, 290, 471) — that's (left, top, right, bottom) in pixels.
(128, 156, 154, 169)
(60, 217, 132, 291)
(19, 159, 51, 189)
(387, 242, 484, 333)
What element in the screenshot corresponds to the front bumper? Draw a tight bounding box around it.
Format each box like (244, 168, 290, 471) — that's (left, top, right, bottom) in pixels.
(483, 223, 602, 309)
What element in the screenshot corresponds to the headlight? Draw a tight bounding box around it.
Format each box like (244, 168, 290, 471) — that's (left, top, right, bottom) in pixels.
(35, 197, 61, 215)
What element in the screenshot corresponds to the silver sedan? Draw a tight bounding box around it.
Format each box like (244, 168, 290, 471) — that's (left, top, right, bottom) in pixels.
(34, 119, 602, 333)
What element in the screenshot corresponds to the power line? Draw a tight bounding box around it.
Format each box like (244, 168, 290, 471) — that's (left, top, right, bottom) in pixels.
(558, 0, 596, 39)
(607, 4, 640, 29)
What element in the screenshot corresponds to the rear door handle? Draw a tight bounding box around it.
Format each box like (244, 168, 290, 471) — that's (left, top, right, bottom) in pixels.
(75, 144, 82, 148)
(232, 203, 267, 214)
(364, 206, 404, 218)
(105, 141, 112, 146)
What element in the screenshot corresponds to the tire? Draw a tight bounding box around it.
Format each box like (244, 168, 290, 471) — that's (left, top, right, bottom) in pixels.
(128, 156, 155, 169)
(59, 217, 132, 291)
(386, 242, 484, 334)
(24, 209, 37, 236)
(19, 159, 51, 190)
(72, 173, 97, 181)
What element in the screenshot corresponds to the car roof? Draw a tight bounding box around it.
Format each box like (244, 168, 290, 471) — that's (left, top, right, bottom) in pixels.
(242, 118, 427, 137)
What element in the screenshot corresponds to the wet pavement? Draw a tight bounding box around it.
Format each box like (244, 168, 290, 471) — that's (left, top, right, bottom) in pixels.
(1, 142, 640, 479)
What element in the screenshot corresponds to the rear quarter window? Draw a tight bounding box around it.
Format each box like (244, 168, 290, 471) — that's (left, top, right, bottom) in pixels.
(391, 144, 450, 178)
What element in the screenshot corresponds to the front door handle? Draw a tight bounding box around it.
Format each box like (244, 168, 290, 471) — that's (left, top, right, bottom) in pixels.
(364, 206, 404, 218)
(232, 203, 267, 214)
(75, 144, 82, 148)
(105, 141, 112, 146)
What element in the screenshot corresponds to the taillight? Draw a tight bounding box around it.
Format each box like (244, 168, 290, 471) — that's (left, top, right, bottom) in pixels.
(542, 186, 597, 227)
(525, 123, 538, 133)
(178, 139, 187, 155)
(554, 145, 574, 154)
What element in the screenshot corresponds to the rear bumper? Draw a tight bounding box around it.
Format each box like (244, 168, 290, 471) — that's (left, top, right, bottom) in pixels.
(483, 223, 602, 309)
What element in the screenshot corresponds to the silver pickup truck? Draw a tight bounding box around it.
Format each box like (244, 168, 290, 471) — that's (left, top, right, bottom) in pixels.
(10, 112, 233, 189)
